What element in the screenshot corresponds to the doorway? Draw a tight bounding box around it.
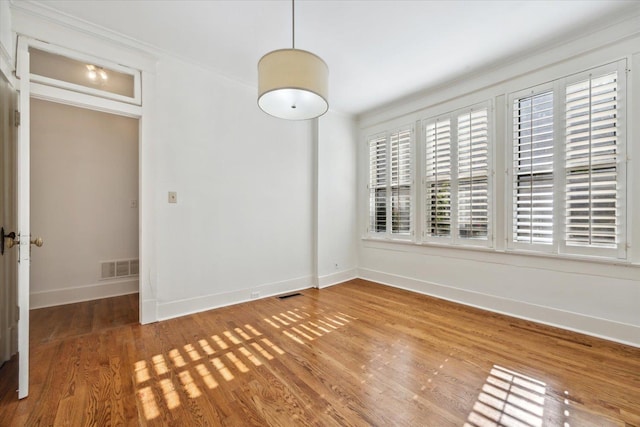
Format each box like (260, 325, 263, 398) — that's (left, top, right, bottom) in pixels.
(29, 99, 140, 310)
(12, 35, 147, 398)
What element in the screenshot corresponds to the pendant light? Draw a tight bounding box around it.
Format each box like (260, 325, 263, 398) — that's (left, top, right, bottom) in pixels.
(258, 0, 329, 120)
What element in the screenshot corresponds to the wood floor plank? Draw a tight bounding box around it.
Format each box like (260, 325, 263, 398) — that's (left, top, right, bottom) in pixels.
(0, 282, 639, 426)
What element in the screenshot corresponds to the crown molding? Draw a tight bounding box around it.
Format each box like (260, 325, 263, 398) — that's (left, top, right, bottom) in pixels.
(9, 0, 261, 91)
(10, 0, 155, 57)
(358, 5, 640, 127)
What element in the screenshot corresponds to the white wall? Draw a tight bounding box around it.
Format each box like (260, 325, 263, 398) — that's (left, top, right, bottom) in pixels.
(317, 111, 358, 287)
(10, 4, 322, 321)
(357, 14, 640, 346)
(153, 56, 314, 319)
(30, 99, 139, 308)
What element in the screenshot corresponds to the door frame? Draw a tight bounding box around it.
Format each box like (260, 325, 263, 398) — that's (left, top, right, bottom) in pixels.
(15, 35, 150, 398)
(16, 43, 29, 399)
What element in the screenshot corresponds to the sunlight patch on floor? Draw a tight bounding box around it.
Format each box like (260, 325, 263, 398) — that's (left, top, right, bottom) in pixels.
(134, 322, 280, 420)
(263, 307, 356, 345)
(134, 304, 359, 421)
(159, 378, 181, 409)
(464, 365, 547, 427)
(134, 360, 150, 384)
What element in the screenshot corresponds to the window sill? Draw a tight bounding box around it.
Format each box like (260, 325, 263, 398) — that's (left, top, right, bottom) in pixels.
(361, 236, 639, 269)
(362, 235, 496, 254)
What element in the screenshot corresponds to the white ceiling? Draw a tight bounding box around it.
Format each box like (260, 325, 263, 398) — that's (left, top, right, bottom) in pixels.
(20, 0, 640, 115)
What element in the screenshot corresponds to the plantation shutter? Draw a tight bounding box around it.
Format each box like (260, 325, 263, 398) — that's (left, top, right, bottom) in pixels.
(457, 108, 489, 239)
(565, 71, 618, 247)
(424, 119, 452, 237)
(390, 129, 412, 235)
(512, 91, 554, 244)
(368, 134, 387, 233)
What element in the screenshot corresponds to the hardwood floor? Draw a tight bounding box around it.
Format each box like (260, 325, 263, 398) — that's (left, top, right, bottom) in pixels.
(0, 279, 639, 426)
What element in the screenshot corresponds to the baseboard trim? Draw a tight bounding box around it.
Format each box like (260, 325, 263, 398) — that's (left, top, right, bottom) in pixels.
(317, 268, 358, 289)
(30, 279, 139, 309)
(358, 268, 640, 348)
(156, 275, 313, 321)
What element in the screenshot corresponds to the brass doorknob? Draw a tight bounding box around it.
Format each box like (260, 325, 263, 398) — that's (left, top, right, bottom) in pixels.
(5, 236, 17, 249)
(31, 237, 44, 247)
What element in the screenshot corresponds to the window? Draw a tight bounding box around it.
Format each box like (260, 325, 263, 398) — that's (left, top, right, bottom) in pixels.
(369, 134, 387, 233)
(565, 71, 619, 248)
(363, 59, 627, 262)
(424, 118, 452, 237)
(424, 104, 491, 246)
(457, 109, 490, 240)
(512, 88, 554, 246)
(509, 61, 626, 258)
(368, 127, 413, 238)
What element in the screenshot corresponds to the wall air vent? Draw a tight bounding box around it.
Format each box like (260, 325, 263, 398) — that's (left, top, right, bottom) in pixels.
(99, 259, 139, 280)
(101, 261, 116, 279)
(116, 260, 130, 277)
(130, 259, 139, 275)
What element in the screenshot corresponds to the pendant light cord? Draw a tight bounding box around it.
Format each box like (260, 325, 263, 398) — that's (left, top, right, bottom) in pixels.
(292, 0, 295, 49)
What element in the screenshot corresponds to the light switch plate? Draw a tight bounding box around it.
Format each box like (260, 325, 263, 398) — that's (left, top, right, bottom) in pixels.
(168, 191, 177, 204)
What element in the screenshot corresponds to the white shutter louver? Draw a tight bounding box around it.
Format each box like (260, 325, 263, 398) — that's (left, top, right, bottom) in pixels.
(369, 134, 387, 233)
(390, 129, 412, 235)
(457, 108, 489, 239)
(425, 119, 452, 237)
(513, 91, 554, 244)
(565, 71, 618, 248)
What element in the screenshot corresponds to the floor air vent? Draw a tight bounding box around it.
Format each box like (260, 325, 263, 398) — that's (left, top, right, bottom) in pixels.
(277, 292, 302, 300)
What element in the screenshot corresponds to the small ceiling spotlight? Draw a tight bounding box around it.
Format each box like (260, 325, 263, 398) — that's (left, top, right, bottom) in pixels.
(86, 64, 108, 84)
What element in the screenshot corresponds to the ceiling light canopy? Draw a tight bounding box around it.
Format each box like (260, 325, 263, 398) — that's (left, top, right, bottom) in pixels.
(258, 0, 328, 120)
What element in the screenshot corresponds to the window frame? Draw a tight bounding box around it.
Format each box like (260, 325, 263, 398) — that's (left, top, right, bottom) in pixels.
(506, 60, 627, 259)
(422, 101, 493, 248)
(507, 82, 559, 254)
(366, 125, 415, 241)
(559, 60, 627, 259)
(423, 113, 453, 243)
(361, 58, 629, 265)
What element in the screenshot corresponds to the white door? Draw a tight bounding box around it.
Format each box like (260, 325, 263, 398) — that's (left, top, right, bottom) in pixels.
(16, 44, 34, 399)
(0, 69, 19, 370)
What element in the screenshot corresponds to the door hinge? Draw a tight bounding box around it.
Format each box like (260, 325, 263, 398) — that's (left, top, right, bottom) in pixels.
(14, 110, 20, 127)
(15, 306, 19, 321)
